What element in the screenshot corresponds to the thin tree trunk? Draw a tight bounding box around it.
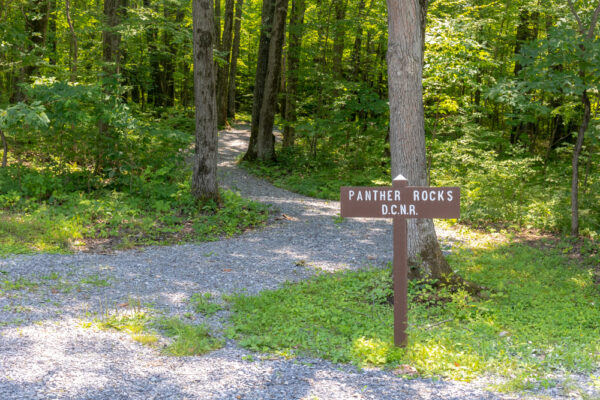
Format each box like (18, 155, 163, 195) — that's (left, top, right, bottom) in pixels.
(49, 0, 58, 65)
(332, 0, 347, 77)
(217, 0, 235, 126)
(283, 0, 306, 148)
(571, 91, 590, 236)
(0, 128, 7, 168)
(161, 3, 176, 107)
(567, 0, 600, 236)
(227, 0, 244, 118)
(214, 0, 222, 49)
(387, 0, 454, 281)
(256, 0, 289, 161)
(192, 0, 219, 201)
(66, 0, 79, 82)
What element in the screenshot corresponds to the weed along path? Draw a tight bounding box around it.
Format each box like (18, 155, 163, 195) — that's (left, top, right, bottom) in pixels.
(0, 126, 555, 400)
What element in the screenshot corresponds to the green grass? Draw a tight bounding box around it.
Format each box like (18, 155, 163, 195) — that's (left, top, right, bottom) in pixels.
(189, 293, 224, 316)
(0, 165, 269, 256)
(227, 236, 600, 388)
(156, 317, 224, 356)
(94, 311, 223, 356)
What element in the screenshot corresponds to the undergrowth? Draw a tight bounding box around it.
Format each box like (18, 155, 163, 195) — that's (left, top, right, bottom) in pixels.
(0, 166, 269, 256)
(227, 236, 600, 388)
(241, 122, 599, 237)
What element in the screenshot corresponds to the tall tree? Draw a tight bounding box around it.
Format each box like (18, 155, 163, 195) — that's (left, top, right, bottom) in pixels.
(66, 0, 79, 82)
(191, 0, 219, 201)
(386, 0, 455, 281)
(244, 0, 289, 161)
(283, 0, 306, 148)
(566, 0, 600, 236)
(332, 0, 347, 77)
(227, 0, 244, 118)
(217, 0, 235, 126)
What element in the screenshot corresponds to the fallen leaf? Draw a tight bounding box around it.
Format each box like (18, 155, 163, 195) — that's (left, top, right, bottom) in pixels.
(223, 268, 232, 272)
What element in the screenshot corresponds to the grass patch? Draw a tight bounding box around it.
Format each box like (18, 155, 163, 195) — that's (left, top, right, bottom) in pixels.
(94, 309, 223, 356)
(228, 238, 600, 386)
(189, 293, 224, 316)
(0, 164, 269, 256)
(156, 317, 224, 356)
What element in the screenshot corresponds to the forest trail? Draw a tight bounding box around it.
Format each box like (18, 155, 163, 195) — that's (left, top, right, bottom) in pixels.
(0, 126, 519, 400)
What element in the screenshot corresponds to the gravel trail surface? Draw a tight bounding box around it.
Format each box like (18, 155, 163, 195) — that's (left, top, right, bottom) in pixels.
(0, 126, 584, 399)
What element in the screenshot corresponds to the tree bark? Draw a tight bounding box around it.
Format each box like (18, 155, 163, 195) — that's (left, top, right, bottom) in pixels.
(217, 0, 235, 126)
(386, 0, 454, 281)
(102, 0, 124, 78)
(244, 0, 276, 161)
(283, 0, 306, 148)
(332, 0, 347, 77)
(214, 0, 222, 49)
(227, 0, 244, 119)
(571, 91, 590, 236)
(0, 128, 7, 168)
(255, 0, 289, 161)
(161, 3, 177, 107)
(66, 0, 79, 82)
(567, 0, 600, 236)
(191, 0, 219, 202)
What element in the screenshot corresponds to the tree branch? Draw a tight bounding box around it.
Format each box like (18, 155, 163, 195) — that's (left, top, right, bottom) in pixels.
(567, 0, 586, 35)
(586, 1, 600, 39)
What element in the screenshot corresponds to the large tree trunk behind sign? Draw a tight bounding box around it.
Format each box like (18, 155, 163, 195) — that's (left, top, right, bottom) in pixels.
(386, 0, 453, 280)
(191, 0, 219, 202)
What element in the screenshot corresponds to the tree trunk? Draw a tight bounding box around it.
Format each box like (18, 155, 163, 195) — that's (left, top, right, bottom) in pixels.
(161, 3, 177, 107)
(214, 0, 222, 49)
(97, 0, 125, 174)
(332, 0, 347, 77)
(227, 0, 244, 119)
(351, 0, 366, 77)
(191, 0, 219, 201)
(49, 0, 58, 66)
(102, 0, 124, 78)
(255, 0, 289, 161)
(387, 0, 454, 281)
(13, 0, 49, 101)
(66, 0, 79, 82)
(566, 0, 600, 236)
(244, 0, 276, 161)
(283, 0, 306, 148)
(571, 90, 590, 236)
(217, 0, 235, 126)
(0, 128, 7, 168)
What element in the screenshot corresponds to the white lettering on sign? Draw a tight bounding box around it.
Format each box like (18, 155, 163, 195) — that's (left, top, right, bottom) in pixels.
(381, 204, 417, 216)
(412, 189, 454, 202)
(349, 189, 402, 202)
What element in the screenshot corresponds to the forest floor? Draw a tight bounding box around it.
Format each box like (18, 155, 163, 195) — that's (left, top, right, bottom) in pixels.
(0, 125, 595, 400)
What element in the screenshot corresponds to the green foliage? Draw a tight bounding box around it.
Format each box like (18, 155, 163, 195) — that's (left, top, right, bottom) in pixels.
(229, 239, 600, 385)
(156, 317, 224, 356)
(0, 159, 268, 255)
(189, 293, 224, 316)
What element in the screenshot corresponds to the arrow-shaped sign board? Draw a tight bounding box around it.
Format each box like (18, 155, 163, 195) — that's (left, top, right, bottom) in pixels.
(340, 175, 460, 347)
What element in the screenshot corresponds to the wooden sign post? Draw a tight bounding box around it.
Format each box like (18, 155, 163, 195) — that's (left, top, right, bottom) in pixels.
(340, 175, 460, 347)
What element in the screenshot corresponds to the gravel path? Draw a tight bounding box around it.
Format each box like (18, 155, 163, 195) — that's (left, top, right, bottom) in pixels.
(0, 126, 588, 400)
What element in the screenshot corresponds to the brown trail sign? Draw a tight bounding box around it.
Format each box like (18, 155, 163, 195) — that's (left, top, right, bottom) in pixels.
(340, 175, 460, 347)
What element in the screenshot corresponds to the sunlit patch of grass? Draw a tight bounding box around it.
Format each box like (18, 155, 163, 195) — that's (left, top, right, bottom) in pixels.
(155, 317, 224, 356)
(228, 239, 600, 390)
